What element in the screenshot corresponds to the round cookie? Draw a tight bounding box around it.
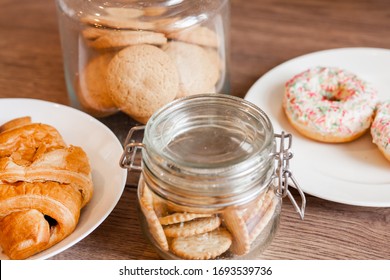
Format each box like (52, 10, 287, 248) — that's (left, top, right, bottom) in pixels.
(139, 179, 169, 251)
(159, 212, 212, 225)
(81, 15, 155, 30)
(171, 228, 232, 260)
(77, 53, 118, 117)
(163, 41, 219, 98)
(167, 26, 219, 48)
(106, 44, 179, 123)
(104, 7, 144, 19)
(222, 208, 250, 256)
(89, 30, 167, 49)
(82, 27, 111, 40)
(163, 216, 221, 238)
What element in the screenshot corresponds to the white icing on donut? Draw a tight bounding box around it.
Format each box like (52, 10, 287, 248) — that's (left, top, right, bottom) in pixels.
(371, 101, 390, 156)
(283, 67, 378, 139)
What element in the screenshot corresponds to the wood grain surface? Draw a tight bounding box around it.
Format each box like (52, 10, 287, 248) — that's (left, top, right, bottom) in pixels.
(0, 0, 389, 260)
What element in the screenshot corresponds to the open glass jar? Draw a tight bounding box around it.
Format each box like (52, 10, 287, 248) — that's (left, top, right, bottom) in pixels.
(120, 94, 306, 260)
(55, 0, 230, 123)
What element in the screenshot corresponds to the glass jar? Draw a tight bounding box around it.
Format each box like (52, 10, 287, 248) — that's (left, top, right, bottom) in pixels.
(55, 0, 230, 123)
(120, 94, 306, 260)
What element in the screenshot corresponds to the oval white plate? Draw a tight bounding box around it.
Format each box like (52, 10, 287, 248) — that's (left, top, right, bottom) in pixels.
(245, 47, 390, 207)
(0, 98, 127, 259)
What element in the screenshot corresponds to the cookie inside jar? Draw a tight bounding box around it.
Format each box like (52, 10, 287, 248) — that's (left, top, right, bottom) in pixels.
(118, 94, 307, 259)
(138, 175, 281, 260)
(56, 0, 230, 123)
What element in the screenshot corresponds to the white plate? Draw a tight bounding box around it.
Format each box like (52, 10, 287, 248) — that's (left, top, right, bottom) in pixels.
(245, 47, 390, 207)
(0, 98, 127, 259)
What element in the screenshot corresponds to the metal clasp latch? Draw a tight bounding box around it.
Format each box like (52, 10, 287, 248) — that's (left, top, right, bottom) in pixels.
(119, 125, 146, 171)
(272, 132, 306, 220)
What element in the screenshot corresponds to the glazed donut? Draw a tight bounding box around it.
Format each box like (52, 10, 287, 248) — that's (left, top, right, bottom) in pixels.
(283, 66, 378, 143)
(371, 101, 390, 162)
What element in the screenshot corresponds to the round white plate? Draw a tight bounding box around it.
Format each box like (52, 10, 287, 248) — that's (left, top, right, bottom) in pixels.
(245, 47, 390, 207)
(0, 98, 127, 259)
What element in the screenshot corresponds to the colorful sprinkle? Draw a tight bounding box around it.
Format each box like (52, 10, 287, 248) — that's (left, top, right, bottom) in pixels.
(283, 67, 378, 138)
(371, 100, 390, 154)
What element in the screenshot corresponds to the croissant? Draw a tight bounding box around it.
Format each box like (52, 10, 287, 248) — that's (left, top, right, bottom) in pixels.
(0, 118, 66, 164)
(0, 145, 93, 207)
(0, 181, 82, 259)
(0, 117, 93, 259)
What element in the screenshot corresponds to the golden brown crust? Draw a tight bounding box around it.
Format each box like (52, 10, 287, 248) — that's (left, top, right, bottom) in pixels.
(0, 123, 66, 162)
(0, 181, 82, 259)
(0, 145, 93, 207)
(0, 117, 93, 259)
(0, 116, 31, 133)
(0, 209, 50, 260)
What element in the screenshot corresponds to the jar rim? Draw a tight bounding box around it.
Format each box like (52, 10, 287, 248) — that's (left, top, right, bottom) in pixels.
(145, 93, 274, 168)
(56, 0, 228, 30)
(142, 94, 276, 207)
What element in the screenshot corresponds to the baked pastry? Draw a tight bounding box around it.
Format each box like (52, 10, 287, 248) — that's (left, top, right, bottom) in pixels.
(283, 67, 378, 143)
(0, 119, 66, 163)
(0, 181, 82, 259)
(0, 117, 93, 259)
(162, 41, 220, 98)
(106, 44, 179, 124)
(77, 53, 119, 117)
(371, 100, 390, 162)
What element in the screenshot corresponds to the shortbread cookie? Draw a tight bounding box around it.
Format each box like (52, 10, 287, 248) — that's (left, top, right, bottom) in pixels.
(89, 30, 167, 49)
(106, 44, 178, 123)
(171, 228, 232, 260)
(139, 180, 169, 251)
(163, 216, 221, 238)
(248, 196, 278, 243)
(104, 7, 144, 19)
(167, 26, 219, 48)
(242, 189, 274, 222)
(222, 208, 250, 255)
(153, 196, 170, 218)
(81, 15, 155, 30)
(159, 212, 212, 225)
(77, 53, 118, 117)
(81, 27, 111, 40)
(163, 41, 219, 98)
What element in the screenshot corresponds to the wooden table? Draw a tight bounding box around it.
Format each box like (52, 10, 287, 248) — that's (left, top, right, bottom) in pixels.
(0, 0, 389, 260)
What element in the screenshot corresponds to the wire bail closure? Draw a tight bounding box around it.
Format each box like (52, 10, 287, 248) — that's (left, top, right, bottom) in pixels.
(119, 125, 145, 171)
(272, 132, 306, 220)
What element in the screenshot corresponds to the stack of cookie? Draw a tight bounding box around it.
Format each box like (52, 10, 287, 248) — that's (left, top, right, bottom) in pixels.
(76, 7, 225, 123)
(138, 176, 279, 260)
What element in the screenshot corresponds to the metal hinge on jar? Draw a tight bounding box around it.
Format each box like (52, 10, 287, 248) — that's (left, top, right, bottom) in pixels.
(272, 132, 306, 220)
(119, 125, 145, 171)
